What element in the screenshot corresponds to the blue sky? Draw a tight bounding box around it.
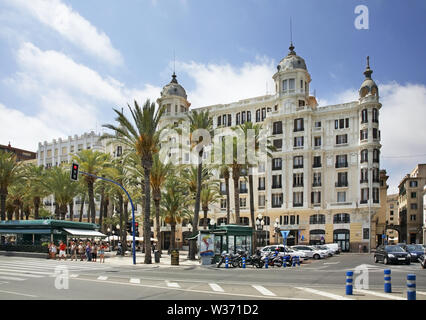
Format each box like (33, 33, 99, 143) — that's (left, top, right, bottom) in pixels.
(0, 0, 425, 192)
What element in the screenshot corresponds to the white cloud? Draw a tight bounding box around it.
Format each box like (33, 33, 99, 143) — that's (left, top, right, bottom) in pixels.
(5, 0, 123, 65)
(177, 57, 276, 108)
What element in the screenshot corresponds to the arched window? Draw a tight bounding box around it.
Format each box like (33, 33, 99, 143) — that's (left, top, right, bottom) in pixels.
(309, 214, 325, 224)
(372, 108, 379, 123)
(373, 149, 380, 163)
(361, 109, 368, 123)
(236, 113, 240, 125)
(256, 109, 260, 122)
(360, 149, 368, 163)
(333, 213, 350, 224)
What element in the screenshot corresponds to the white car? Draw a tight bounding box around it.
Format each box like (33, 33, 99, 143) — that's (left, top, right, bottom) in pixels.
(322, 243, 341, 254)
(312, 245, 334, 257)
(291, 245, 328, 259)
(260, 245, 307, 261)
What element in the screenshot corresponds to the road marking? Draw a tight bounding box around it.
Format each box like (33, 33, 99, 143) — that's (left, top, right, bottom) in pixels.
(295, 287, 354, 300)
(166, 281, 180, 288)
(70, 274, 79, 278)
(324, 262, 340, 265)
(0, 275, 26, 281)
(0, 271, 43, 278)
(0, 267, 52, 275)
(417, 291, 426, 296)
(252, 285, 276, 296)
(209, 283, 224, 292)
(130, 278, 140, 284)
(97, 276, 108, 281)
(354, 289, 405, 300)
(0, 289, 38, 298)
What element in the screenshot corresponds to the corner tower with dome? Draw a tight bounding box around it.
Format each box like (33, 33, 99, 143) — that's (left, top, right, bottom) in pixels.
(157, 45, 384, 253)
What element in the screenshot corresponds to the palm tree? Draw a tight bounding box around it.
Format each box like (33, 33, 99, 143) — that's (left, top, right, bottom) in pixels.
(72, 149, 109, 224)
(102, 99, 165, 264)
(161, 175, 190, 251)
(0, 151, 24, 221)
(186, 110, 213, 260)
(150, 154, 172, 252)
(24, 164, 48, 220)
(200, 183, 221, 229)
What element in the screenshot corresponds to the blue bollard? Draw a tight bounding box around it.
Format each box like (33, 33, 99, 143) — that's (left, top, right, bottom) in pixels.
(407, 274, 416, 300)
(346, 271, 353, 295)
(283, 256, 287, 268)
(296, 256, 300, 266)
(225, 256, 229, 269)
(384, 269, 392, 293)
(265, 256, 269, 269)
(242, 257, 246, 269)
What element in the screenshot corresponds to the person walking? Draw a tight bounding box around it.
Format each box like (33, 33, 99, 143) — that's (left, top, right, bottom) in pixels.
(92, 243, 97, 262)
(48, 242, 56, 260)
(58, 241, 67, 261)
(70, 241, 77, 261)
(99, 243, 105, 263)
(86, 241, 92, 262)
(78, 242, 85, 261)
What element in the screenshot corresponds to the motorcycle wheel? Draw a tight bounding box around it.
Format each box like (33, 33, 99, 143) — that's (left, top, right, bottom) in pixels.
(232, 260, 240, 268)
(255, 261, 264, 268)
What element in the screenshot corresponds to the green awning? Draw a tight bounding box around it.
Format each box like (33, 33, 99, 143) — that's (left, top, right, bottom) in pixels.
(0, 229, 51, 234)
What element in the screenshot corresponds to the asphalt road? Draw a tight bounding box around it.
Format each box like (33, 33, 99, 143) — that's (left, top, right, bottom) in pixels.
(0, 254, 425, 300)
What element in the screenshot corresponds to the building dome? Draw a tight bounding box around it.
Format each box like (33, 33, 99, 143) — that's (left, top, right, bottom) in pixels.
(276, 43, 307, 72)
(359, 56, 378, 98)
(160, 73, 187, 99)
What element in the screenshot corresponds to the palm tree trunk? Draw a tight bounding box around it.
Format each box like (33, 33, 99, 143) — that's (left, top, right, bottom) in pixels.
(99, 191, 104, 231)
(203, 207, 208, 229)
(0, 192, 7, 221)
(69, 201, 74, 221)
(248, 172, 256, 253)
(190, 154, 203, 260)
(171, 222, 176, 250)
(34, 197, 40, 220)
(118, 194, 124, 255)
(225, 175, 230, 224)
(233, 168, 241, 225)
(79, 194, 85, 222)
(143, 159, 153, 264)
(24, 206, 30, 220)
(123, 200, 129, 252)
(14, 201, 20, 220)
(20, 203, 24, 220)
(60, 204, 67, 220)
(88, 181, 96, 224)
(154, 199, 162, 253)
(55, 203, 60, 220)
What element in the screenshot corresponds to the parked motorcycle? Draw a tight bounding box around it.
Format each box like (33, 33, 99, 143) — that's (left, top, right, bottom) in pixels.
(217, 251, 240, 268)
(418, 254, 426, 269)
(238, 250, 264, 268)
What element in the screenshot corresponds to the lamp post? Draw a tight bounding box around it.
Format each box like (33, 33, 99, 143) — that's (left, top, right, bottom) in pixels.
(274, 218, 280, 245)
(112, 230, 115, 250)
(256, 214, 264, 247)
(209, 218, 216, 229)
(187, 223, 192, 258)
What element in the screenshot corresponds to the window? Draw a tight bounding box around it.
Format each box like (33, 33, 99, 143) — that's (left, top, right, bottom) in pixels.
(240, 217, 249, 225)
(293, 156, 303, 169)
(272, 193, 283, 208)
(258, 177, 265, 190)
(258, 162, 265, 173)
(373, 168, 380, 183)
(272, 158, 282, 170)
(236, 113, 240, 125)
(360, 129, 368, 141)
(336, 134, 348, 145)
(310, 214, 325, 224)
(335, 118, 349, 129)
(361, 109, 368, 123)
(373, 128, 378, 139)
(335, 155, 348, 168)
(311, 191, 321, 205)
(282, 79, 288, 92)
(217, 116, 222, 127)
(313, 156, 321, 168)
(361, 188, 369, 204)
(272, 175, 282, 189)
(256, 109, 261, 122)
(222, 115, 227, 127)
(294, 136, 304, 148)
(220, 182, 226, 194)
(280, 215, 289, 225)
(293, 192, 303, 207)
(313, 172, 321, 187)
(409, 181, 418, 188)
(290, 215, 296, 225)
(116, 146, 123, 157)
(337, 172, 348, 187)
(258, 195, 265, 207)
(361, 149, 368, 163)
(372, 108, 378, 123)
(411, 203, 418, 210)
(411, 192, 417, 198)
(314, 137, 321, 148)
(240, 198, 247, 208)
(261, 108, 266, 121)
(247, 111, 251, 122)
(298, 100, 305, 107)
(334, 213, 350, 224)
(337, 191, 346, 203)
(360, 168, 368, 183)
(314, 121, 321, 128)
(220, 199, 227, 209)
(294, 118, 304, 132)
(289, 78, 295, 91)
(273, 139, 282, 149)
(240, 181, 248, 193)
(293, 173, 304, 187)
(241, 111, 246, 124)
(273, 121, 283, 134)
(373, 149, 380, 163)
(363, 228, 370, 240)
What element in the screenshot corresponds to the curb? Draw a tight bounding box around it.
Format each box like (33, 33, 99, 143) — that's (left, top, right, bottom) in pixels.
(0, 251, 49, 259)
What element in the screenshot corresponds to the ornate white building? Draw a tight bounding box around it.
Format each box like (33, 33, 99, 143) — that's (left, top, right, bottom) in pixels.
(158, 43, 382, 252)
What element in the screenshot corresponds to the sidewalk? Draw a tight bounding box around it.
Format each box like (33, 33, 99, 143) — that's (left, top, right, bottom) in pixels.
(103, 250, 202, 268)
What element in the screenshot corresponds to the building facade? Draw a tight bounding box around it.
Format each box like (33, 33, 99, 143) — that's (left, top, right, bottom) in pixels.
(0, 143, 36, 162)
(398, 164, 426, 244)
(386, 194, 399, 244)
(158, 44, 383, 252)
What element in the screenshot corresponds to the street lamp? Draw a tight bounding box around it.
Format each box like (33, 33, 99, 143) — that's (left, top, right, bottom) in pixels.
(256, 214, 265, 247)
(187, 223, 192, 258)
(209, 218, 216, 229)
(274, 217, 280, 245)
(112, 230, 115, 250)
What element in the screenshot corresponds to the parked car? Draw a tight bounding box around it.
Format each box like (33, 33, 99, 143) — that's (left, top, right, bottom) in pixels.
(322, 243, 341, 254)
(399, 244, 425, 262)
(374, 245, 411, 265)
(313, 245, 334, 257)
(291, 245, 328, 259)
(260, 245, 307, 261)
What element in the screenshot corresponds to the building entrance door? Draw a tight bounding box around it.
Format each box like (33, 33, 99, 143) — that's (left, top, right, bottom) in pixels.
(334, 229, 350, 252)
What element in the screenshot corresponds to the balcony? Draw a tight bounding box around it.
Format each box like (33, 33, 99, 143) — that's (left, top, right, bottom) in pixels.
(335, 162, 348, 168)
(313, 163, 322, 168)
(335, 181, 348, 187)
(239, 188, 248, 194)
(360, 179, 368, 184)
(293, 184, 304, 188)
(293, 164, 303, 169)
(272, 203, 282, 208)
(293, 203, 303, 207)
(312, 182, 322, 187)
(258, 186, 265, 191)
(272, 184, 282, 189)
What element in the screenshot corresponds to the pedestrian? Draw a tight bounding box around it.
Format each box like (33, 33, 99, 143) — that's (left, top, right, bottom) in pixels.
(50, 242, 57, 260)
(86, 241, 92, 262)
(99, 242, 105, 263)
(92, 243, 97, 262)
(58, 241, 67, 261)
(70, 241, 77, 261)
(78, 242, 85, 261)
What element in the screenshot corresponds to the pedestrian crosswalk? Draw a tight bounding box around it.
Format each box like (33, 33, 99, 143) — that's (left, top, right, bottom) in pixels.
(0, 257, 111, 283)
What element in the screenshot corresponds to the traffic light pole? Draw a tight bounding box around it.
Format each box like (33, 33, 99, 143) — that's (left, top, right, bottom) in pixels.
(78, 171, 137, 265)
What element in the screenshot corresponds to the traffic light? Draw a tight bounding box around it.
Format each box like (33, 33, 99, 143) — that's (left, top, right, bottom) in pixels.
(70, 163, 79, 181)
(134, 222, 139, 237)
(126, 222, 132, 234)
(127, 221, 139, 236)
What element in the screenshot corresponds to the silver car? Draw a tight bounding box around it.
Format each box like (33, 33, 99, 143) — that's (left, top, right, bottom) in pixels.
(291, 245, 328, 259)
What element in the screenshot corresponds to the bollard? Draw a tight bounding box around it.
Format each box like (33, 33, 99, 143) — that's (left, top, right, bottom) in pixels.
(407, 274, 416, 300)
(225, 256, 229, 269)
(282, 256, 287, 268)
(346, 271, 353, 295)
(242, 257, 246, 269)
(296, 256, 300, 266)
(265, 256, 269, 269)
(384, 269, 392, 293)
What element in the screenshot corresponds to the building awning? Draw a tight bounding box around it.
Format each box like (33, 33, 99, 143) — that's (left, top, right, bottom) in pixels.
(63, 228, 107, 238)
(0, 228, 51, 234)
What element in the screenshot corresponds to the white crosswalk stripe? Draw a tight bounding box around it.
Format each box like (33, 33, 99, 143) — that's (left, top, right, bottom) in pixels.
(252, 285, 276, 296)
(209, 283, 224, 292)
(166, 281, 180, 288)
(129, 278, 140, 284)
